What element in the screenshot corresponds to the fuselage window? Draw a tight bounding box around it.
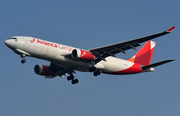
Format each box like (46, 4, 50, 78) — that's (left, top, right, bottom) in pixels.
(9, 38, 17, 40)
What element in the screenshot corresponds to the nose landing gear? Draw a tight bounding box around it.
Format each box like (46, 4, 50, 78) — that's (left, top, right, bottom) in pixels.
(21, 59, 26, 63)
(20, 54, 26, 64)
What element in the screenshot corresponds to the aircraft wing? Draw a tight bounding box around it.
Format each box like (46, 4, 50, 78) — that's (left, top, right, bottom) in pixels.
(46, 62, 75, 78)
(89, 26, 175, 63)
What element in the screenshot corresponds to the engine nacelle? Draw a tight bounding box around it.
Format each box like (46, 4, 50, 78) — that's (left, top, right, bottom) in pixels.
(71, 49, 95, 60)
(34, 65, 57, 76)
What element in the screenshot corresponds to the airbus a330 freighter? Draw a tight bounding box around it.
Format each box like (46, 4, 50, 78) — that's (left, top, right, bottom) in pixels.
(5, 27, 175, 84)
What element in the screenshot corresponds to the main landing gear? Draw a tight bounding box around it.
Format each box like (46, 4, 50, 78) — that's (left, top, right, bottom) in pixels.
(67, 75, 79, 85)
(20, 54, 26, 64)
(89, 66, 101, 76)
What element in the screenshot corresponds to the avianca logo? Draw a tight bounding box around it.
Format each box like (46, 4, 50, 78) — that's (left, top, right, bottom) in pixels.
(31, 38, 36, 43)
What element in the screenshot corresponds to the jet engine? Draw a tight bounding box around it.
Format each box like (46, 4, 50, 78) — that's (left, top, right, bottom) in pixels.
(34, 64, 57, 76)
(71, 49, 95, 60)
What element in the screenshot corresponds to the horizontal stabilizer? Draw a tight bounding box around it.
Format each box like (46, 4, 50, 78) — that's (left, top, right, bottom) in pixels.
(141, 59, 175, 71)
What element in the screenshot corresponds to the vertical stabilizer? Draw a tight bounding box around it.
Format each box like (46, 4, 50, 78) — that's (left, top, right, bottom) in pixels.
(127, 41, 156, 66)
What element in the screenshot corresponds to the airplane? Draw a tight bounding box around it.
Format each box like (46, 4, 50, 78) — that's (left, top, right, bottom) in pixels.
(5, 26, 175, 85)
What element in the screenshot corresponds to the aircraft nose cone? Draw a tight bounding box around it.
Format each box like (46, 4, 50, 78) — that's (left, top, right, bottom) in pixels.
(4, 40, 9, 46)
(4, 39, 15, 50)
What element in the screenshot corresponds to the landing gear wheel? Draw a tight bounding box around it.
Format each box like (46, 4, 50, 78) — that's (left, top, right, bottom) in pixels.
(93, 70, 101, 76)
(67, 76, 71, 81)
(89, 66, 96, 72)
(67, 75, 74, 81)
(93, 72, 98, 76)
(21, 59, 26, 64)
(74, 79, 79, 83)
(71, 79, 79, 85)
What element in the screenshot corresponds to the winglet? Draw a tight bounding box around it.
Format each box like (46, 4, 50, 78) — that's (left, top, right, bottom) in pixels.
(166, 26, 175, 32)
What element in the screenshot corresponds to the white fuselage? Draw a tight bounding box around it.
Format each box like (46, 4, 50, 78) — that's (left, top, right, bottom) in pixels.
(5, 36, 142, 74)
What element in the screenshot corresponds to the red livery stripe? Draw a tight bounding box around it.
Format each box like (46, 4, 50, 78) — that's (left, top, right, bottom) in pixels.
(104, 63, 143, 75)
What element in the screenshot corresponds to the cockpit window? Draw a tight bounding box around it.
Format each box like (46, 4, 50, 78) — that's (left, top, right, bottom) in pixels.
(9, 38, 17, 40)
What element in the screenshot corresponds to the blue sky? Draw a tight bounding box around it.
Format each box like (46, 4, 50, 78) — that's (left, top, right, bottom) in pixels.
(0, 0, 179, 116)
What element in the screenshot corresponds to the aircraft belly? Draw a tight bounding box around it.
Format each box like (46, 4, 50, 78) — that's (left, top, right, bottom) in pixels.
(52, 55, 91, 72)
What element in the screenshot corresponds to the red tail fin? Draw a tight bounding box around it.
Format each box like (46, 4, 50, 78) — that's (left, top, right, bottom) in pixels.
(127, 41, 156, 66)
